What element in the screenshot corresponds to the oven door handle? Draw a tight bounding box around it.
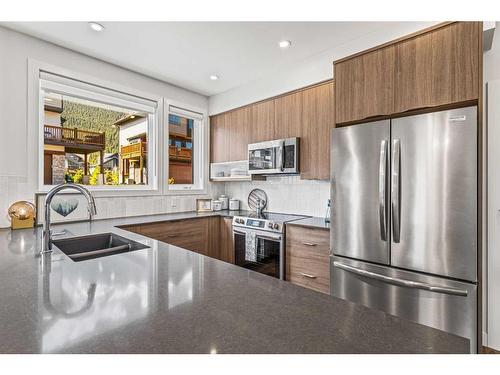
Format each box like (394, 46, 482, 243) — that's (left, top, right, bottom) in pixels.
(233, 229, 282, 242)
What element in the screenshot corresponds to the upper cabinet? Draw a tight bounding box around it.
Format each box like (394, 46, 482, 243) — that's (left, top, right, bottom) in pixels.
(210, 81, 334, 180)
(335, 46, 395, 124)
(274, 91, 303, 139)
(302, 82, 334, 180)
(394, 22, 480, 113)
(250, 100, 275, 143)
(210, 112, 230, 163)
(335, 22, 481, 125)
(228, 106, 252, 161)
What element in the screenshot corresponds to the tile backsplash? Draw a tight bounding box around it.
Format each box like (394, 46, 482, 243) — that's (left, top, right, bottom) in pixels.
(223, 176, 330, 218)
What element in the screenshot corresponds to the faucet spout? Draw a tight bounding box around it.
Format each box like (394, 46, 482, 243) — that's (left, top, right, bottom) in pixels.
(42, 183, 97, 255)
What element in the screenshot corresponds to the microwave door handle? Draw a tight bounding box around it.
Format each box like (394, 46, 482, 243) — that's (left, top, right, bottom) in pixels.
(276, 141, 285, 171)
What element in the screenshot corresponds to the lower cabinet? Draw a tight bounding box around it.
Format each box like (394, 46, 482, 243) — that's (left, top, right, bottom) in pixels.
(219, 217, 235, 264)
(121, 216, 234, 263)
(286, 225, 330, 294)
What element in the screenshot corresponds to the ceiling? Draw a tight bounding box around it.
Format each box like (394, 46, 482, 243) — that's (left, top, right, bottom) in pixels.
(3, 22, 420, 96)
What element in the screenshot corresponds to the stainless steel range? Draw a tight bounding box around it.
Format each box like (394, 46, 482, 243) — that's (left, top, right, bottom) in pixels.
(232, 212, 307, 279)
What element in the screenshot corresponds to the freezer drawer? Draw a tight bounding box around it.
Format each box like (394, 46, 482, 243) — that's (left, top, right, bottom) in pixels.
(331, 256, 477, 353)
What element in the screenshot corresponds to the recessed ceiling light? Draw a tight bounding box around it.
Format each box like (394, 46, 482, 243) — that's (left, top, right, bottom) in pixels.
(279, 40, 292, 49)
(209, 75, 219, 81)
(88, 22, 105, 32)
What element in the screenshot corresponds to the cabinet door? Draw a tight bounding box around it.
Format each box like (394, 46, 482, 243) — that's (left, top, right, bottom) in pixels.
(301, 82, 334, 180)
(250, 100, 275, 143)
(274, 91, 302, 139)
(210, 113, 230, 163)
(207, 217, 220, 259)
(430, 22, 479, 106)
(335, 46, 395, 124)
(219, 217, 234, 264)
(395, 22, 480, 112)
(229, 106, 252, 161)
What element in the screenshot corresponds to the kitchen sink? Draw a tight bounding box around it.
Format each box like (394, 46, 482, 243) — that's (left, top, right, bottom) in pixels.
(52, 232, 150, 262)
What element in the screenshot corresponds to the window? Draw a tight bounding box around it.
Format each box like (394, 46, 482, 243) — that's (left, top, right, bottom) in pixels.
(167, 106, 205, 191)
(39, 71, 158, 190)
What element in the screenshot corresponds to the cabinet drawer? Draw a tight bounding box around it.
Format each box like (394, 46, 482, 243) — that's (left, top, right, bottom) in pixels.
(286, 226, 330, 294)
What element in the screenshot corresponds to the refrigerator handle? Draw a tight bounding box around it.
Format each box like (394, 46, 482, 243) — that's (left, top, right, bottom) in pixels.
(378, 140, 388, 241)
(333, 262, 468, 297)
(392, 139, 401, 243)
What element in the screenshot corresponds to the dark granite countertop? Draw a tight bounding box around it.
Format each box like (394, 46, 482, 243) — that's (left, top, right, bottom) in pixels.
(287, 216, 331, 230)
(0, 210, 468, 353)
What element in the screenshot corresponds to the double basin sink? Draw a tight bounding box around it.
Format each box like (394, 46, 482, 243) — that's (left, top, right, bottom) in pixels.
(53, 232, 149, 262)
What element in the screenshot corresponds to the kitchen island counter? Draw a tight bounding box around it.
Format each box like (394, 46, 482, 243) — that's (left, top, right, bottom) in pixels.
(0, 211, 469, 354)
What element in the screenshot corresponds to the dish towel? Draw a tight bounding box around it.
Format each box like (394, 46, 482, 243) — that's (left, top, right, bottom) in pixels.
(245, 231, 257, 262)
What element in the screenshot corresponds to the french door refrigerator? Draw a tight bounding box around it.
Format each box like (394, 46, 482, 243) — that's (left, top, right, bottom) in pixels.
(330, 106, 478, 353)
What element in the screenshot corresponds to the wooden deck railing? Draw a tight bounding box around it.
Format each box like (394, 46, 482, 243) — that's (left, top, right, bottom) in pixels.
(44, 125, 105, 149)
(121, 141, 147, 158)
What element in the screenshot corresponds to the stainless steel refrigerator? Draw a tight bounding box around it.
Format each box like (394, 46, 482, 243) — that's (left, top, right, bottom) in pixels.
(330, 106, 478, 352)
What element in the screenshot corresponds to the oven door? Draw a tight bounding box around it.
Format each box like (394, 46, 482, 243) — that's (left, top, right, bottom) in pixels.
(233, 227, 284, 279)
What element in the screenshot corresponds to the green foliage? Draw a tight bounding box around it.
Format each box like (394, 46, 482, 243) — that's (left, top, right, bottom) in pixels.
(72, 169, 84, 184)
(61, 101, 126, 153)
(89, 166, 101, 185)
(105, 169, 119, 185)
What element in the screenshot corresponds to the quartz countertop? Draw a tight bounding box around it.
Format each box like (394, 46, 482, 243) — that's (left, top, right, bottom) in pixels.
(287, 216, 331, 230)
(0, 210, 468, 353)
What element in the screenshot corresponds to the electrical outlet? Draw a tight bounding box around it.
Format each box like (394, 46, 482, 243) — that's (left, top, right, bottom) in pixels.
(171, 198, 177, 208)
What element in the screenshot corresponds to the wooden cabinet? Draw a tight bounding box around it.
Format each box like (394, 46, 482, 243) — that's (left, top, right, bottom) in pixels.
(210, 113, 230, 163)
(229, 106, 252, 161)
(301, 82, 334, 180)
(334, 22, 481, 124)
(286, 225, 330, 294)
(219, 216, 235, 264)
(250, 100, 275, 143)
(335, 46, 395, 124)
(274, 91, 303, 139)
(210, 82, 334, 180)
(394, 22, 480, 113)
(138, 218, 209, 255)
(121, 216, 234, 262)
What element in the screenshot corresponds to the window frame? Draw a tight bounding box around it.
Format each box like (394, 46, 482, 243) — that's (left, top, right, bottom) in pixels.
(33, 61, 163, 195)
(164, 100, 208, 195)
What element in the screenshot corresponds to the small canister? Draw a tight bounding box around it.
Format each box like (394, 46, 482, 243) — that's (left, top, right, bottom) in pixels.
(212, 200, 222, 211)
(219, 195, 229, 210)
(229, 198, 240, 211)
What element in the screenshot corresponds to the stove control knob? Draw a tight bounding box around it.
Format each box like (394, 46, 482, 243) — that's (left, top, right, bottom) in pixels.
(239, 219, 245, 224)
(273, 223, 279, 230)
(267, 222, 273, 228)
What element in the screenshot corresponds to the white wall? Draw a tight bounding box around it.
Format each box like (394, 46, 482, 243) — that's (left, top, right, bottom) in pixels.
(208, 22, 438, 115)
(224, 176, 330, 218)
(0, 26, 222, 228)
(484, 22, 500, 350)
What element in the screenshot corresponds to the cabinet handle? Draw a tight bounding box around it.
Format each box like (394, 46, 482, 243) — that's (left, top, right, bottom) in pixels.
(301, 242, 317, 246)
(299, 272, 317, 279)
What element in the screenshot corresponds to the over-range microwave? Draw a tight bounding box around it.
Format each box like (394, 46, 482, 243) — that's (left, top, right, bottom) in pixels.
(248, 138, 299, 175)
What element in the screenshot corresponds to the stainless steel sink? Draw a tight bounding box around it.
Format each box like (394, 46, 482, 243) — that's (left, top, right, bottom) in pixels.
(52, 232, 150, 262)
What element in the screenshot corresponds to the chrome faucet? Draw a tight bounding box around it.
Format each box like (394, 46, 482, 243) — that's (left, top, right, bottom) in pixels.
(42, 183, 97, 254)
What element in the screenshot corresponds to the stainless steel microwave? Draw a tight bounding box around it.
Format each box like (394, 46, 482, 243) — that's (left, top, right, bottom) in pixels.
(248, 138, 299, 175)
